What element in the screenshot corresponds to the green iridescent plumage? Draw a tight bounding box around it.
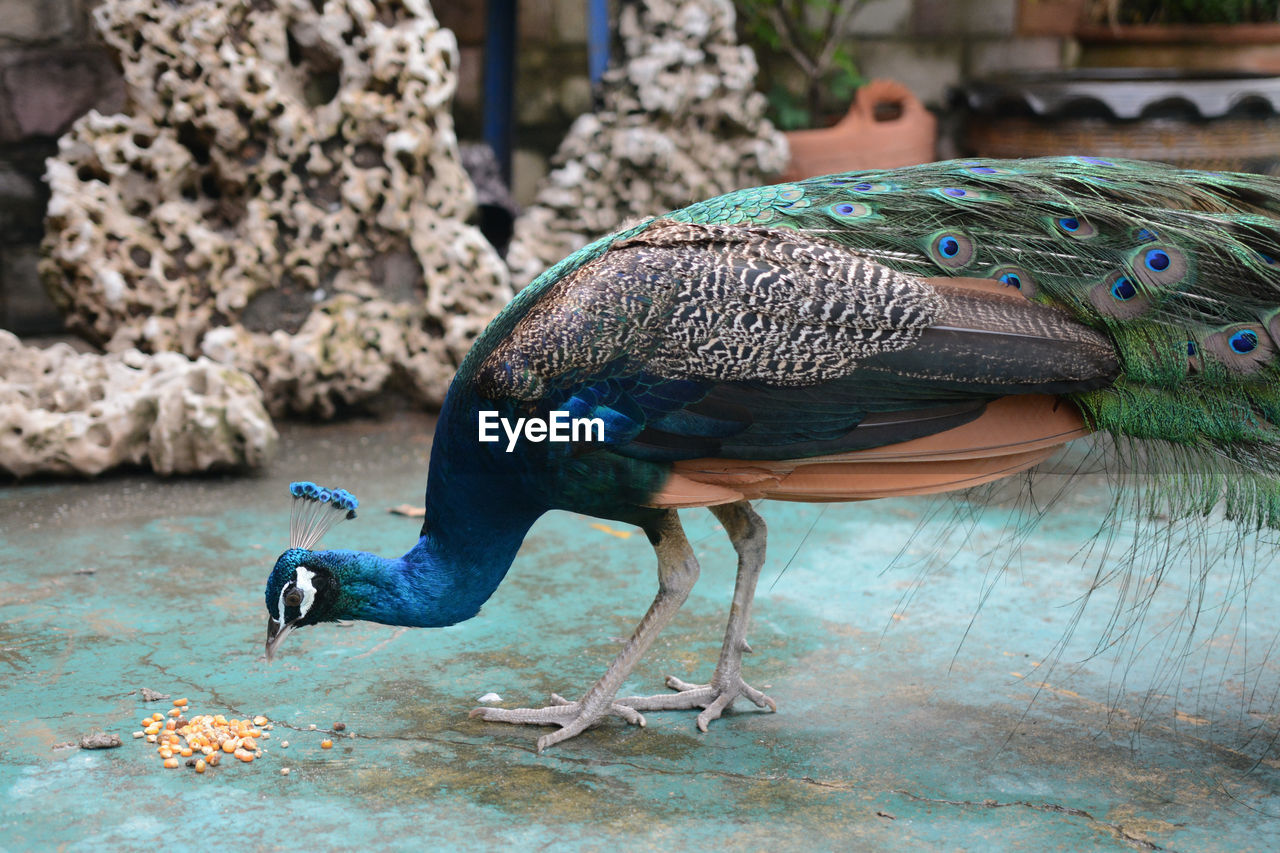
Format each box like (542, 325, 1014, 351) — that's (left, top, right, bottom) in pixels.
(467, 155, 1280, 530)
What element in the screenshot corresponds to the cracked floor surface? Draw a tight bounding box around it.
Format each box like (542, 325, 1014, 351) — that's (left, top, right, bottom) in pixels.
(3, 414, 1280, 851)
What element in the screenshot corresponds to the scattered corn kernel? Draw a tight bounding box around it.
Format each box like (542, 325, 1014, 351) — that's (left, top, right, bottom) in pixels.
(320, 739, 333, 749)
(134, 698, 282, 774)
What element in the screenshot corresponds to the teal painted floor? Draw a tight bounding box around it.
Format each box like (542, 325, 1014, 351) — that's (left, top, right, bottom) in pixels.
(3, 415, 1280, 851)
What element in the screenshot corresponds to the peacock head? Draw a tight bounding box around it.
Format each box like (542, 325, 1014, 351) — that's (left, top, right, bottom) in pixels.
(264, 482, 359, 661)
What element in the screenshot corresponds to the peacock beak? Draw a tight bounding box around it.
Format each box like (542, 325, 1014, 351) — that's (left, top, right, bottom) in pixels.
(265, 617, 294, 661)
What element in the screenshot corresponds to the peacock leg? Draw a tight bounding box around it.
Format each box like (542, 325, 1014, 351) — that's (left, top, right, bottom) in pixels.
(469, 509, 701, 751)
(619, 501, 776, 731)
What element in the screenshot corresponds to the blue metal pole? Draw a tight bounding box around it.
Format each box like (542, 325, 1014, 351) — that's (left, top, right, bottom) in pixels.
(588, 0, 610, 88)
(483, 0, 517, 184)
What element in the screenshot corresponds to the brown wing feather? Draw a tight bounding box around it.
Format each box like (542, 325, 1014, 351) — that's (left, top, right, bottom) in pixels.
(648, 395, 1087, 508)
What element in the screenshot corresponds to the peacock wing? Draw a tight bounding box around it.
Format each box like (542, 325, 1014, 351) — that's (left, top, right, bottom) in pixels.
(471, 221, 1118, 464)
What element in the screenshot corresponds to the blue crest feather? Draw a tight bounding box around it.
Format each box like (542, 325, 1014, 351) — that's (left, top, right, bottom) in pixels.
(288, 480, 359, 550)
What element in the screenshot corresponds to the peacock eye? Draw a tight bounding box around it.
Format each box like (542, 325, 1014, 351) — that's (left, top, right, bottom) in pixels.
(284, 589, 303, 608)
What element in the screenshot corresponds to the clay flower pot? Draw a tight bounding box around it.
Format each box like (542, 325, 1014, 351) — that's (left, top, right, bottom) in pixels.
(782, 79, 937, 181)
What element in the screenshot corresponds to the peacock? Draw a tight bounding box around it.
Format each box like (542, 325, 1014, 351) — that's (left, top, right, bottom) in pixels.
(265, 156, 1280, 752)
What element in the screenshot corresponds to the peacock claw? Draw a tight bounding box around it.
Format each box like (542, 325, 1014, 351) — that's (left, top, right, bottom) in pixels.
(619, 673, 777, 732)
(468, 693, 647, 752)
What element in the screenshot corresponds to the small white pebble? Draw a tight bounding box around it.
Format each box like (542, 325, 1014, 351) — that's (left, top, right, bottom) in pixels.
(308, 724, 317, 730)
(281, 767, 290, 776)
(281, 740, 289, 748)
(132, 731, 145, 739)
(478, 693, 502, 704)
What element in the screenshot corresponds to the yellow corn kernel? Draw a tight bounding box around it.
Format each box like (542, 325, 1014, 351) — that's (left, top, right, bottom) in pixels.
(179, 747, 193, 757)
(158, 746, 173, 758)
(320, 739, 333, 749)
(207, 753, 221, 767)
(234, 748, 254, 763)
(151, 713, 164, 722)
(167, 708, 181, 718)
(195, 759, 207, 773)
(145, 734, 157, 744)
(173, 698, 188, 707)
(241, 737, 257, 751)
(253, 716, 268, 726)
(163, 757, 179, 769)
(144, 722, 161, 735)
(213, 714, 227, 725)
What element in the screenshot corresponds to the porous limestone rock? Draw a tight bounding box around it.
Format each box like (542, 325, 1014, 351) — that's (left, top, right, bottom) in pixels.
(41, 0, 510, 416)
(0, 331, 277, 477)
(504, 0, 788, 288)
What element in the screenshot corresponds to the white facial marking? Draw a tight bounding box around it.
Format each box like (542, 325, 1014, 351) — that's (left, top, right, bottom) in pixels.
(294, 567, 318, 618)
(278, 566, 319, 622)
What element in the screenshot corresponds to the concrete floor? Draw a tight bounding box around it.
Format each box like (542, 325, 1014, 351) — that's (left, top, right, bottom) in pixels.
(3, 414, 1280, 851)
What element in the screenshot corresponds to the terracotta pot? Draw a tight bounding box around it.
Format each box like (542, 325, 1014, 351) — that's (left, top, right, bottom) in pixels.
(782, 79, 936, 182)
(1077, 23, 1280, 73)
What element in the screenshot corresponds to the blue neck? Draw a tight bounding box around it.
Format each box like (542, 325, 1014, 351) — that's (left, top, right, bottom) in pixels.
(327, 500, 537, 627)
(326, 382, 548, 627)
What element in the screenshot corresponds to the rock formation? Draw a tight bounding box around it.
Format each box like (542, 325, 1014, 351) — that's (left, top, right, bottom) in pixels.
(504, 0, 788, 289)
(0, 331, 276, 477)
(41, 0, 510, 416)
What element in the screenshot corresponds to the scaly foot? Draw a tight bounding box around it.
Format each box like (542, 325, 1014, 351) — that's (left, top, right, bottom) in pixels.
(619, 671, 776, 732)
(469, 693, 646, 752)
